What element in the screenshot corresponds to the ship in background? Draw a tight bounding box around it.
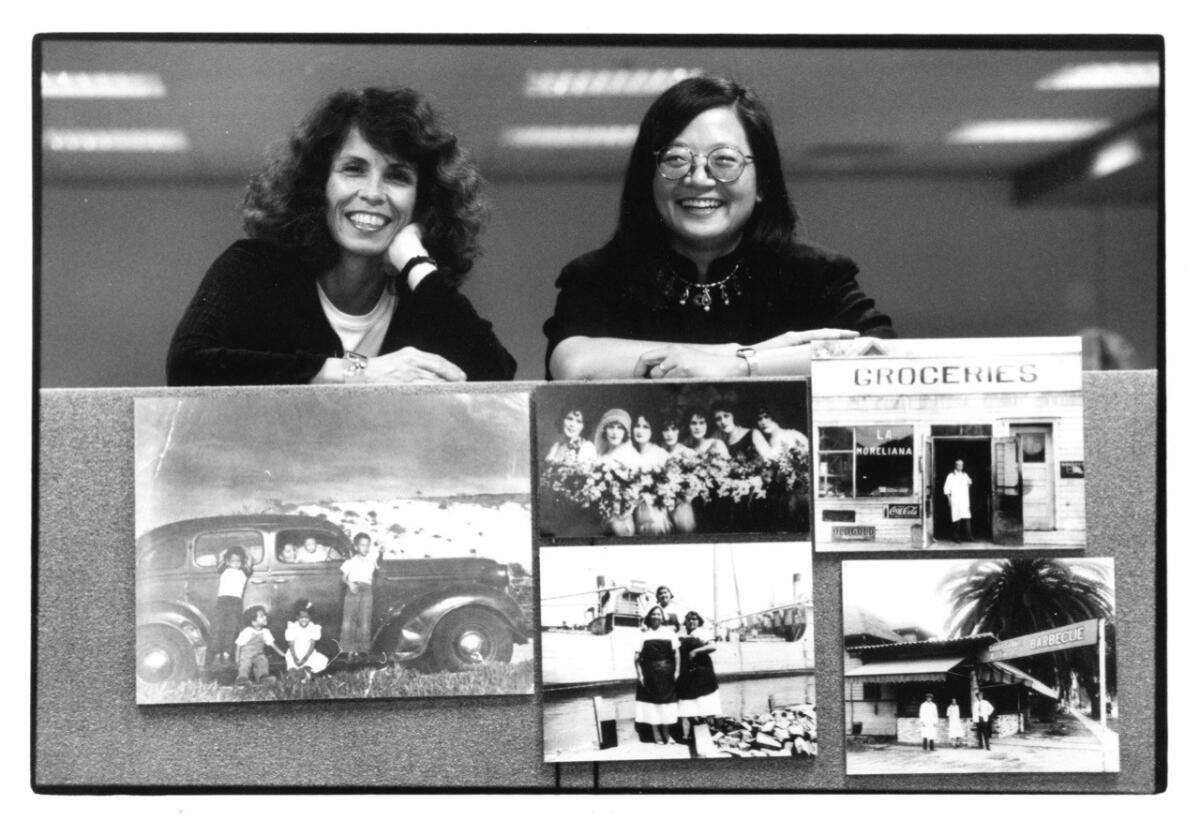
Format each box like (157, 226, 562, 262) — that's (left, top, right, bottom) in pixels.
(579, 573, 808, 644)
(540, 544, 814, 693)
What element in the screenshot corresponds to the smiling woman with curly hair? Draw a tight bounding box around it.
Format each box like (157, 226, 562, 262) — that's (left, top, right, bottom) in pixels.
(168, 87, 515, 385)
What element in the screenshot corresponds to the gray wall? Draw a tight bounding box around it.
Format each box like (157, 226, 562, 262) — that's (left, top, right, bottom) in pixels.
(39, 176, 1158, 386)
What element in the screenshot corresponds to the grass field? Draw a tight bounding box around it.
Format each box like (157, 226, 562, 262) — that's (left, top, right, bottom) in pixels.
(138, 659, 535, 703)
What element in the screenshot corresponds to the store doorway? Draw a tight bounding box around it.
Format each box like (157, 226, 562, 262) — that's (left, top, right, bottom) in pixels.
(1012, 423, 1055, 530)
(932, 438, 992, 542)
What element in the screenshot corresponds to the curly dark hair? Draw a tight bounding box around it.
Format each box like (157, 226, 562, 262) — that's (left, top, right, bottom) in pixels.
(241, 87, 485, 282)
(242, 604, 269, 626)
(611, 75, 798, 257)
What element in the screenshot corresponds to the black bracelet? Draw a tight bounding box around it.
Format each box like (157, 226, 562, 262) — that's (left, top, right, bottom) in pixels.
(398, 255, 437, 285)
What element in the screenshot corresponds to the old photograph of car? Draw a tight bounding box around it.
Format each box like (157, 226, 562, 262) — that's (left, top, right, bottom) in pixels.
(842, 556, 1117, 774)
(536, 381, 811, 542)
(134, 388, 534, 703)
(539, 542, 817, 762)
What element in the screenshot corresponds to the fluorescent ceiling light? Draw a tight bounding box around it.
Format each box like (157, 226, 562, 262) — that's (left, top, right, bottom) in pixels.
(41, 71, 166, 99)
(1090, 137, 1144, 178)
(501, 124, 639, 149)
(1036, 62, 1160, 90)
(947, 119, 1111, 143)
(524, 68, 702, 98)
(44, 128, 190, 153)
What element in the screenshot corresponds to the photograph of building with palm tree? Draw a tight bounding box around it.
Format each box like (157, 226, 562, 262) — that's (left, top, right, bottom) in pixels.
(842, 557, 1116, 774)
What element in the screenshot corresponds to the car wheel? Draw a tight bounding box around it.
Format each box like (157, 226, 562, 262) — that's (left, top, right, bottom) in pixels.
(428, 607, 514, 672)
(137, 625, 197, 685)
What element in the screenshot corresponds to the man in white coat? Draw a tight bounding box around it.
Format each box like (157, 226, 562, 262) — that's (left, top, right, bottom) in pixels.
(919, 693, 939, 751)
(943, 459, 974, 542)
(972, 690, 995, 750)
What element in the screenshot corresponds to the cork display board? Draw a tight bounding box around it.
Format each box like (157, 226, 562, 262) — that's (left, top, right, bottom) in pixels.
(33, 371, 1160, 791)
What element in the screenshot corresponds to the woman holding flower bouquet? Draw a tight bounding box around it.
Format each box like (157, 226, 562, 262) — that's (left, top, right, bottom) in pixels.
(590, 408, 641, 535)
(540, 408, 599, 538)
(712, 402, 772, 529)
(631, 415, 674, 536)
(755, 407, 812, 533)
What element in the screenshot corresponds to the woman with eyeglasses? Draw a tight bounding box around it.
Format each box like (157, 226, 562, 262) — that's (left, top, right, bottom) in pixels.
(543, 75, 893, 380)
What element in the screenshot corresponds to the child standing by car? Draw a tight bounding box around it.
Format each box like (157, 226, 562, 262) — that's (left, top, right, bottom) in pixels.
(211, 546, 252, 665)
(234, 605, 284, 685)
(340, 533, 379, 662)
(285, 599, 329, 678)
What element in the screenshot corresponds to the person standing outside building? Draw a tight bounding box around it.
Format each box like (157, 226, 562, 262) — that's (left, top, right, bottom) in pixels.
(972, 690, 995, 750)
(340, 532, 379, 662)
(946, 697, 965, 748)
(919, 693, 939, 751)
(943, 459, 974, 543)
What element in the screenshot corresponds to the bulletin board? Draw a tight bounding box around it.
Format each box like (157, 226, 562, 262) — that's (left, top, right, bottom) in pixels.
(33, 371, 1161, 791)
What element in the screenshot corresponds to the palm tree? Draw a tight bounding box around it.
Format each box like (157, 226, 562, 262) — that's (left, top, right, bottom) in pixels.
(940, 559, 1115, 719)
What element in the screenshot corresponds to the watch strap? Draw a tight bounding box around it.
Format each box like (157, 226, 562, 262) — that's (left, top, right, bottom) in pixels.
(736, 346, 759, 377)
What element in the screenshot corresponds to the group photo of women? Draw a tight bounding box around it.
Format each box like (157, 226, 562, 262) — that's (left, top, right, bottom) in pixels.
(536, 382, 812, 540)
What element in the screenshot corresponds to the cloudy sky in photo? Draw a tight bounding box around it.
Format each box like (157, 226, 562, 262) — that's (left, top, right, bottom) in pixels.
(135, 390, 530, 533)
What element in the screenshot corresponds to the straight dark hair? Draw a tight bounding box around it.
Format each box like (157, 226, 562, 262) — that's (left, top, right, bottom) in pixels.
(610, 75, 798, 257)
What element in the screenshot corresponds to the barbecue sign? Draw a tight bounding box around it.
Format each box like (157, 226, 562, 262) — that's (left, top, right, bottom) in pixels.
(978, 619, 1100, 663)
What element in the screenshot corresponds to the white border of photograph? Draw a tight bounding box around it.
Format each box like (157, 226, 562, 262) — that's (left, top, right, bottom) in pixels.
(812, 337, 1085, 552)
(536, 381, 812, 542)
(540, 540, 816, 762)
(134, 388, 535, 703)
(842, 555, 1118, 775)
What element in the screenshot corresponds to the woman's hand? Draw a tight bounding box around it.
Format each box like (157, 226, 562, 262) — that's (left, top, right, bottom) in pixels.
(634, 344, 745, 379)
(385, 222, 429, 272)
(362, 346, 467, 383)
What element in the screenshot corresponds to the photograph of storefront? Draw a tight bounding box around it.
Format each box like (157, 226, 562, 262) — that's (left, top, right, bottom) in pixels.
(811, 338, 1084, 551)
(842, 558, 1117, 774)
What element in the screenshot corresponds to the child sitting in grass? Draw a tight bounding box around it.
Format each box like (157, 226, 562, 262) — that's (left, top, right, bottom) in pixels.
(234, 605, 284, 686)
(285, 599, 329, 679)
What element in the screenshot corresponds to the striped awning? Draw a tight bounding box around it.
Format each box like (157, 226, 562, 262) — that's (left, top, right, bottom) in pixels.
(845, 656, 968, 683)
(982, 660, 1059, 699)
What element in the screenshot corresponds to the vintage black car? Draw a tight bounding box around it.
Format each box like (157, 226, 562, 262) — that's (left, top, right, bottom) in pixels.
(136, 514, 531, 684)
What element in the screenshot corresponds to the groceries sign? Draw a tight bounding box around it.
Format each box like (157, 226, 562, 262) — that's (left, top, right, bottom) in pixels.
(979, 619, 1100, 663)
(813, 352, 1082, 397)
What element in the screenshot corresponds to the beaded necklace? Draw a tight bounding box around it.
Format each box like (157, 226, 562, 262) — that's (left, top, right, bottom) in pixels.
(658, 257, 746, 312)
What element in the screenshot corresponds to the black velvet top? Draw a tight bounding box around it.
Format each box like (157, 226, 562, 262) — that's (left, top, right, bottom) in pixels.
(542, 240, 895, 377)
(167, 240, 516, 385)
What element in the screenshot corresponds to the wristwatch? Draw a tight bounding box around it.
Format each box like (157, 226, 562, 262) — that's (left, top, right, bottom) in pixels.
(736, 346, 758, 377)
(343, 351, 368, 381)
